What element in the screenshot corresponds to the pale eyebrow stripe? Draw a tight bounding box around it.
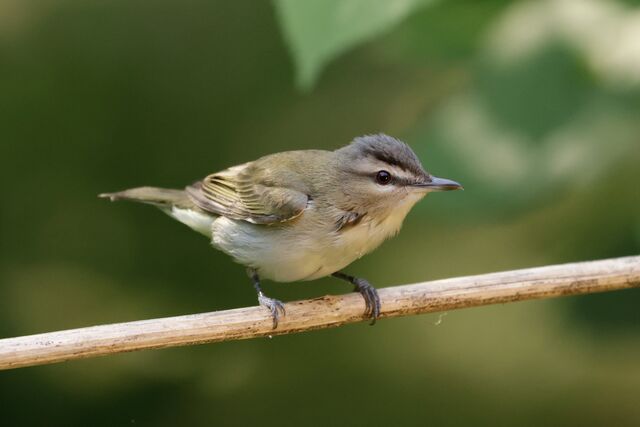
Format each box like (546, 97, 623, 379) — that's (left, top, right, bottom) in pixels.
(348, 167, 417, 186)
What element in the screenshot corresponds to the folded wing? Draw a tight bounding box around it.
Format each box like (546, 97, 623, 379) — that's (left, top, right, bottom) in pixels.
(186, 163, 309, 224)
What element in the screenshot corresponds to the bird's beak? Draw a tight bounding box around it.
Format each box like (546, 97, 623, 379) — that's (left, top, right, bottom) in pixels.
(411, 176, 463, 192)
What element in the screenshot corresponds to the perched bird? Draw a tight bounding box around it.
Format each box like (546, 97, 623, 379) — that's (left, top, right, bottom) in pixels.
(100, 134, 461, 327)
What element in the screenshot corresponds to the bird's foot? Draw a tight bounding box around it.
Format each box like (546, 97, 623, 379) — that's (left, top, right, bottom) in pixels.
(258, 292, 286, 329)
(352, 278, 381, 325)
(248, 268, 286, 330)
(332, 272, 381, 324)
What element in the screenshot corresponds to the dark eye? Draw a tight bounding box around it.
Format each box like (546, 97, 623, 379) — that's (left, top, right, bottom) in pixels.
(375, 170, 391, 185)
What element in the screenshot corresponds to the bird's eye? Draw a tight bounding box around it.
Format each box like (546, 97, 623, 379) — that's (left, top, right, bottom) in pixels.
(375, 170, 392, 185)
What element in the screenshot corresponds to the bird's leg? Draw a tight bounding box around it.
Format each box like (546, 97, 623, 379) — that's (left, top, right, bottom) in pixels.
(247, 268, 285, 329)
(332, 271, 381, 325)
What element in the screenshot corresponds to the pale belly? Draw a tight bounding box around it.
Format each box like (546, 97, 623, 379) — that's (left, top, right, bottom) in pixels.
(210, 210, 409, 283)
(168, 194, 423, 283)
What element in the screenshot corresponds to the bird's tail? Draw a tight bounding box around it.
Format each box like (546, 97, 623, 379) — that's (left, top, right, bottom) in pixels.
(99, 186, 192, 209)
(100, 186, 215, 236)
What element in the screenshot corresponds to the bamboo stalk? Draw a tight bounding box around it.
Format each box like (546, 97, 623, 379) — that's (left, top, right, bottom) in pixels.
(1, 256, 638, 370)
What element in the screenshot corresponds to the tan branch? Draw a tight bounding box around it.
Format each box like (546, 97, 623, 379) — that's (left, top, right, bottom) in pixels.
(1, 256, 639, 370)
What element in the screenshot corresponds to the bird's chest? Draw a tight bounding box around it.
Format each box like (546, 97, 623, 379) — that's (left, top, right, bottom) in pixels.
(211, 199, 414, 283)
(288, 218, 393, 281)
(334, 212, 404, 260)
(322, 195, 424, 271)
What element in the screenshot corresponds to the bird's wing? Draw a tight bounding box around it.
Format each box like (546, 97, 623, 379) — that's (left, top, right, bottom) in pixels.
(186, 163, 309, 224)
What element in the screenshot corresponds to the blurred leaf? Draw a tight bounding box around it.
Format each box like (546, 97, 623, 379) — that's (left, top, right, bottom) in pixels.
(409, 26, 640, 215)
(411, 87, 639, 215)
(477, 43, 595, 140)
(273, 0, 435, 90)
(376, 0, 514, 64)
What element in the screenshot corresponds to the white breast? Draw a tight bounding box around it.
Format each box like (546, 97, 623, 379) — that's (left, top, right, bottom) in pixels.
(210, 193, 425, 283)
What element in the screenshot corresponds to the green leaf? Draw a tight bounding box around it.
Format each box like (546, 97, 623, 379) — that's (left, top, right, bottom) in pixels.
(476, 43, 595, 141)
(273, 0, 434, 90)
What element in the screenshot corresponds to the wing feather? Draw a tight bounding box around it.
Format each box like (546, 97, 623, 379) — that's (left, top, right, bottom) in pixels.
(186, 162, 309, 224)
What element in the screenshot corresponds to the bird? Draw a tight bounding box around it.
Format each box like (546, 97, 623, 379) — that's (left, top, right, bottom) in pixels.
(100, 134, 462, 328)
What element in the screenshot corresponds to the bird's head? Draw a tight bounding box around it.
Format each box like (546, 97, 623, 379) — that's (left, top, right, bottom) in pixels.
(335, 134, 462, 218)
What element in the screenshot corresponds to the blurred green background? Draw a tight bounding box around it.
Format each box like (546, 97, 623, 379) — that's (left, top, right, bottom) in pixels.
(1, 0, 639, 425)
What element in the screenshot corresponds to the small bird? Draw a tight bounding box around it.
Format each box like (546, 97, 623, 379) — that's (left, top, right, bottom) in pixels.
(100, 134, 461, 328)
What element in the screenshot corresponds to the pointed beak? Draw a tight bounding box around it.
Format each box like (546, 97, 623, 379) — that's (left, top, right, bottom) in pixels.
(411, 176, 463, 192)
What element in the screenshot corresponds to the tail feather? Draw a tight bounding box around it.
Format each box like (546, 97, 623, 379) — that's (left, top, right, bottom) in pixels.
(100, 186, 214, 236)
(99, 186, 192, 208)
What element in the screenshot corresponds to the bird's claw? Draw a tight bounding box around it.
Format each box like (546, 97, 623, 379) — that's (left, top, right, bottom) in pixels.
(353, 278, 381, 325)
(258, 292, 286, 329)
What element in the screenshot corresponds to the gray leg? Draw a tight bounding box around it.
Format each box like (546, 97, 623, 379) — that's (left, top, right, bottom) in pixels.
(247, 268, 285, 329)
(332, 271, 381, 325)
